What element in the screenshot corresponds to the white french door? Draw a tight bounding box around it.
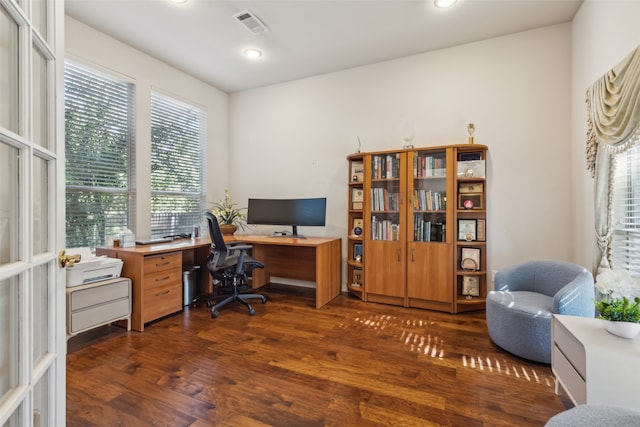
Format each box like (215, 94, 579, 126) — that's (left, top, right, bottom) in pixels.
(0, 0, 66, 425)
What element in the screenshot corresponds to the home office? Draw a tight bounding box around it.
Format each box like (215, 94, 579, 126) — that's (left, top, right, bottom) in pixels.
(3, 0, 638, 426)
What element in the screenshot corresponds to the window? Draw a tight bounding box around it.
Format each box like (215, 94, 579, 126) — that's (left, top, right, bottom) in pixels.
(64, 61, 135, 249)
(611, 143, 640, 276)
(150, 92, 205, 238)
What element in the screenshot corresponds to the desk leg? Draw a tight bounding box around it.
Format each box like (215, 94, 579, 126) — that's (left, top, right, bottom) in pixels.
(250, 244, 270, 288)
(314, 239, 342, 308)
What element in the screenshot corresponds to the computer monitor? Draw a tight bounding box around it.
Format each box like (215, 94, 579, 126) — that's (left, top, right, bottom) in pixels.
(247, 197, 327, 238)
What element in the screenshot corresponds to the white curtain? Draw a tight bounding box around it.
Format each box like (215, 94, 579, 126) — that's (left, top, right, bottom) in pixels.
(587, 45, 640, 273)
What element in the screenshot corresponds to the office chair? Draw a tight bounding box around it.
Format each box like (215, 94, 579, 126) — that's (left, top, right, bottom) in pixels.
(204, 212, 266, 318)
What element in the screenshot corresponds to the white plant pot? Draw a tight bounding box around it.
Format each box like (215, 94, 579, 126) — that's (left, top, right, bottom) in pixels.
(603, 320, 640, 339)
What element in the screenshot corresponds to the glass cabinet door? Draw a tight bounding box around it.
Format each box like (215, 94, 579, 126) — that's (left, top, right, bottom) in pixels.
(407, 149, 454, 307)
(365, 152, 406, 301)
(410, 149, 447, 243)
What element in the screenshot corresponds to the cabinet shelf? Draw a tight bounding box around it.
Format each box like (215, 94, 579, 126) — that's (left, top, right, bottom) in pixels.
(456, 297, 486, 305)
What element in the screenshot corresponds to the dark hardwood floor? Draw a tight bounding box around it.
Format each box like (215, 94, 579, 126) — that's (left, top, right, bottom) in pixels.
(66, 284, 572, 426)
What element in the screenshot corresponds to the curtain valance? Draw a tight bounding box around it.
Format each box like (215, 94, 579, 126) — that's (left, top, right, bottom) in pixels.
(586, 45, 640, 177)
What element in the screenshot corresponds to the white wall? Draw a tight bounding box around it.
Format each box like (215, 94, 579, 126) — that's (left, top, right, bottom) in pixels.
(229, 24, 573, 281)
(65, 17, 229, 240)
(571, 0, 640, 271)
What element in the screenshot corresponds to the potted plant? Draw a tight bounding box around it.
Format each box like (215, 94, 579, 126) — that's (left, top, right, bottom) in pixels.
(594, 268, 640, 338)
(210, 190, 246, 235)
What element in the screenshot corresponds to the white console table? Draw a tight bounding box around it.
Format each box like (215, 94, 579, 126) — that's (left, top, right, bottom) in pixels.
(66, 277, 132, 339)
(552, 314, 640, 411)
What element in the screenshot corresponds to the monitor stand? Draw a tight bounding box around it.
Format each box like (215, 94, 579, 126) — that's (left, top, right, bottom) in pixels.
(272, 225, 306, 239)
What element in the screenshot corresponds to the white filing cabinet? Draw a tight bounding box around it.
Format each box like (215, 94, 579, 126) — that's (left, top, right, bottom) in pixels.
(551, 314, 640, 411)
(66, 277, 132, 338)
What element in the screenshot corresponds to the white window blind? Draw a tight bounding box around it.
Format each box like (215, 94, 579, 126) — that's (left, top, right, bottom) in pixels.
(64, 61, 136, 249)
(612, 143, 640, 276)
(150, 92, 205, 238)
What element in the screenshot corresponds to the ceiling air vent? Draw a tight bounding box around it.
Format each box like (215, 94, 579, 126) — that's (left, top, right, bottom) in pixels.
(233, 10, 269, 35)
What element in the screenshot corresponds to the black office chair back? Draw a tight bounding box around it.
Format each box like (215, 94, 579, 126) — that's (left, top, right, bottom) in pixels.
(205, 211, 229, 268)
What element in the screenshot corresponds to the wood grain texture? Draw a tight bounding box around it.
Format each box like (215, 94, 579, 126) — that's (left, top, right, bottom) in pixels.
(67, 284, 572, 426)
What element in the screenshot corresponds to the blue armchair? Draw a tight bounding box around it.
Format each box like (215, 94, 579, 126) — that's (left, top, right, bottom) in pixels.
(486, 260, 595, 364)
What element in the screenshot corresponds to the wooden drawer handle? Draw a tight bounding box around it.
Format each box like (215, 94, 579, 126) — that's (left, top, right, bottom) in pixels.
(155, 276, 171, 282)
(155, 290, 170, 297)
(155, 261, 170, 267)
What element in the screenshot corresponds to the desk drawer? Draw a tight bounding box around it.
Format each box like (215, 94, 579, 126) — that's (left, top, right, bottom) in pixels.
(144, 252, 182, 274)
(69, 279, 130, 311)
(143, 281, 182, 323)
(144, 269, 182, 292)
(69, 298, 130, 334)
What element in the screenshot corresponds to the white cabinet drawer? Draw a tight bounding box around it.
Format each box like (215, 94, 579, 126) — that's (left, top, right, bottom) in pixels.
(553, 318, 586, 378)
(70, 298, 130, 333)
(552, 345, 586, 405)
(70, 278, 130, 310)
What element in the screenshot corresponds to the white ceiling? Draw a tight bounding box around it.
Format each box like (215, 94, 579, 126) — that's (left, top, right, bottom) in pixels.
(64, 0, 583, 93)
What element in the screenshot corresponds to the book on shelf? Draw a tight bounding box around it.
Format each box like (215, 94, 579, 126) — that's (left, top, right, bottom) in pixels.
(413, 190, 446, 211)
(413, 215, 445, 242)
(371, 216, 400, 241)
(413, 153, 446, 178)
(371, 154, 400, 179)
(370, 188, 399, 211)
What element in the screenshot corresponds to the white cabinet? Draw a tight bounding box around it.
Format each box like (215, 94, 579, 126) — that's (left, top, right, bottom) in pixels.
(552, 314, 640, 411)
(66, 277, 132, 338)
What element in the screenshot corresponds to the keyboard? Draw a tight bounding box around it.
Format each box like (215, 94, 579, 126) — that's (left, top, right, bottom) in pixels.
(135, 238, 172, 245)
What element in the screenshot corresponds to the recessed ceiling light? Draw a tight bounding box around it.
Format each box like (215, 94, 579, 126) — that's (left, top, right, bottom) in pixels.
(434, 0, 457, 8)
(168, 0, 187, 3)
(244, 48, 263, 59)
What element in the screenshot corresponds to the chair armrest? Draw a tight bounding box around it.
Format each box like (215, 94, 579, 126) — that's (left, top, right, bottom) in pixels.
(553, 271, 595, 316)
(227, 243, 253, 256)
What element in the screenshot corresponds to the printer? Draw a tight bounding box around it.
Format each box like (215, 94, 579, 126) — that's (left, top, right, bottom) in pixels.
(65, 247, 123, 288)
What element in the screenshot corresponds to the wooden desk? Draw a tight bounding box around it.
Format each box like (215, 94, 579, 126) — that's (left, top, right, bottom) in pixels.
(225, 235, 342, 309)
(97, 235, 341, 331)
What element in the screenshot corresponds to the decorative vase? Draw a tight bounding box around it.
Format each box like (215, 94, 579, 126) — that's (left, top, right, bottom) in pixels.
(603, 320, 640, 339)
(219, 224, 237, 236)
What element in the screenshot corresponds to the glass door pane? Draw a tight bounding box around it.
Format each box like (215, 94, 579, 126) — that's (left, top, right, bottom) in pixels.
(32, 265, 50, 364)
(32, 45, 51, 150)
(0, 142, 21, 264)
(0, 8, 19, 133)
(412, 149, 447, 243)
(0, 277, 21, 402)
(370, 153, 401, 241)
(31, 0, 48, 42)
(32, 156, 49, 255)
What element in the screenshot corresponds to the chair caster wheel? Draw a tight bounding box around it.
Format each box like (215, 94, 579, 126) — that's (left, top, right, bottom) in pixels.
(211, 310, 219, 318)
(261, 298, 267, 304)
(249, 308, 256, 316)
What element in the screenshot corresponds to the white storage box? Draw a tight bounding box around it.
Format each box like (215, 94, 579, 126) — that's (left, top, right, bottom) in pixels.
(65, 247, 123, 287)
